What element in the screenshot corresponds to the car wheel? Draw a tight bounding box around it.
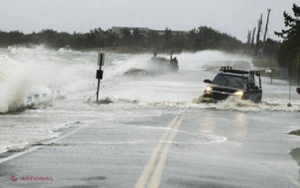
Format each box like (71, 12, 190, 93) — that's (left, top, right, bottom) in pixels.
(256, 96, 262, 103)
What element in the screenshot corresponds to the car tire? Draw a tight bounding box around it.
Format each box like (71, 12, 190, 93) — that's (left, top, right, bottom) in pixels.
(256, 96, 262, 103)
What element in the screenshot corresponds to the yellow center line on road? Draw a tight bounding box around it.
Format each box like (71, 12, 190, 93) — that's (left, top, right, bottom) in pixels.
(134, 114, 184, 188)
(147, 116, 184, 188)
(134, 115, 179, 188)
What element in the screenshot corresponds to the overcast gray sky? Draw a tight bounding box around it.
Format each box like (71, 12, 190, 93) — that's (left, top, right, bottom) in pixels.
(0, 0, 298, 42)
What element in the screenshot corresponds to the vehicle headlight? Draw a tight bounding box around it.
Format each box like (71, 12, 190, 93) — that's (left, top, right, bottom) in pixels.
(205, 86, 213, 94)
(233, 90, 244, 98)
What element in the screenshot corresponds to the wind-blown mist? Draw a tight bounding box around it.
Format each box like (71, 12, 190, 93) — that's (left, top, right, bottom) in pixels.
(1, 45, 300, 155)
(0, 45, 298, 114)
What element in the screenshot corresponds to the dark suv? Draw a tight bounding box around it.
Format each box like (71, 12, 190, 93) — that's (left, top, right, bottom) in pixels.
(202, 67, 262, 103)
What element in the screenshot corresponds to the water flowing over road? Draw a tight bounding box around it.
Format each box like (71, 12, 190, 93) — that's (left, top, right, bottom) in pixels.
(0, 46, 299, 187)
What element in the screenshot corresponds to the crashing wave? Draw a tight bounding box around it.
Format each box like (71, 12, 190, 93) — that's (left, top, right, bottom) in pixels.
(0, 85, 55, 114)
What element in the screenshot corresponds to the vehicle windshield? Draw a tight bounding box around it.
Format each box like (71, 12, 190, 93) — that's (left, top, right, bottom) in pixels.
(212, 74, 248, 89)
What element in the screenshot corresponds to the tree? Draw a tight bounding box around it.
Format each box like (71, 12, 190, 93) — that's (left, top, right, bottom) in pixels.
(275, 4, 300, 39)
(146, 30, 161, 50)
(163, 28, 173, 49)
(275, 4, 300, 70)
(132, 28, 142, 46)
(0, 26, 244, 52)
(121, 28, 132, 45)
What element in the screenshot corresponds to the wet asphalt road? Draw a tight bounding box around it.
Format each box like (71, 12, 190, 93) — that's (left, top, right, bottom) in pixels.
(0, 108, 299, 188)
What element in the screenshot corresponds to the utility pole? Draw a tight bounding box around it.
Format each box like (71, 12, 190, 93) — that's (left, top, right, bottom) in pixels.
(263, 9, 271, 43)
(255, 14, 263, 57)
(251, 27, 256, 45)
(247, 30, 252, 44)
(247, 30, 252, 55)
(256, 14, 263, 44)
(250, 27, 256, 55)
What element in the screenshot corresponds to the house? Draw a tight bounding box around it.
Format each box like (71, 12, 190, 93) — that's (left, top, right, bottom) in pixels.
(111, 26, 187, 37)
(111, 26, 149, 35)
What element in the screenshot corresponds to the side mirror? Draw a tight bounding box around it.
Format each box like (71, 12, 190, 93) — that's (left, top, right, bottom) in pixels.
(204, 79, 212, 84)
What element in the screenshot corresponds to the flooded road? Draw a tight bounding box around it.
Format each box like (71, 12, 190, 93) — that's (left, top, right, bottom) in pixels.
(0, 107, 299, 187)
(0, 46, 299, 187)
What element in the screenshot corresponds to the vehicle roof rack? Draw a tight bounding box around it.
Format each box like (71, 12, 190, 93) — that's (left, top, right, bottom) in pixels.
(250, 70, 261, 77)
(219, 67, 249, 74)
(219, 66, 232, 71)
(219, 67, 261, 77)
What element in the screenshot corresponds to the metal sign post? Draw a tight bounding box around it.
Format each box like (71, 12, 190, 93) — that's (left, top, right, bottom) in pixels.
(96, 53, 105, 102)
(297, 56, 300, 94)
(153, 52, 157, 77)
(288, 59, 292, 107)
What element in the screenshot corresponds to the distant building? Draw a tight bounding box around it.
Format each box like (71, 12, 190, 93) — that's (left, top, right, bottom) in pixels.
(154, 30, 186, 36)
(111, 26, 187, 37)
(112, 26, 150, 35)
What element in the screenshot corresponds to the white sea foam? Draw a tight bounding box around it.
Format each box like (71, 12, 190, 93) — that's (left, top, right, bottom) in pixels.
(0, 45, 98, 113)
(0, 46, 299, 157)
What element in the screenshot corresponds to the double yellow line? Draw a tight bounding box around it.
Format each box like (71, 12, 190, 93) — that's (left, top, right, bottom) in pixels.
(135, 115, 184, 188)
